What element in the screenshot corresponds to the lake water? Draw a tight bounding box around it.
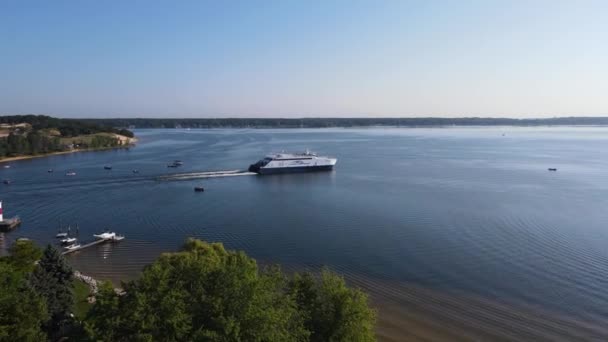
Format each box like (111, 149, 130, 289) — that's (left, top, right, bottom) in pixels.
(2, 127, 608, 340)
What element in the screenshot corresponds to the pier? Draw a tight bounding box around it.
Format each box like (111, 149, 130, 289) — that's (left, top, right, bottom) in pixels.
(61, 236, 122, 255)
(157, 170, 257, 181)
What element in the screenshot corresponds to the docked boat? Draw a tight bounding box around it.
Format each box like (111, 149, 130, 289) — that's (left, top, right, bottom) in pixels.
(248, 150, 337, 174)
(112, 235, 125, 241)
(61, 237, 77, 244)
(56, 231, 68, 238)
(94, 231, 116, 240)
(194, 186, 205, 192)
(64, 243, 81, 250)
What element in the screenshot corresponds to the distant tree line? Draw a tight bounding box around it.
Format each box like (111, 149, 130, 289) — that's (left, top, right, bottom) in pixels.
(81, 116, 608, 129)
(0, 115, 134, 137)
(0, 239, 377, 341)
(0, 115, 134, 158)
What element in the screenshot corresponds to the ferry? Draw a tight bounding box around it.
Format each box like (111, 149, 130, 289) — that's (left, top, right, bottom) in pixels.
(248, 150, 337, 174)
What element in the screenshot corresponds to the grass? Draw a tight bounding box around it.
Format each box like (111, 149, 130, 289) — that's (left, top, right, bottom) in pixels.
(73, 279, 92, 319)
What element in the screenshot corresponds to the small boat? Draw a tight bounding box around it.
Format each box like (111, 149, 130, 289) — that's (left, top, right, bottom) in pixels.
(3, 180, 11, 185)
(173, 160, 184, 166)
(104, 165, 112, 170)
(56, 232, 68, 238)
(94, 231, 116, 240)
(48, 169, 54, 173)
(548, 168, 557, 171)
(194, 186, 205, 192)
(167, 164, 179, 168)
(60, 237, 77, 244)
(65, 171, 76, 176)
(112, 235, 125, 241)
(64, 243, 81, 250)
(132, 169, 139, 174)
(3, 165, 10, 169)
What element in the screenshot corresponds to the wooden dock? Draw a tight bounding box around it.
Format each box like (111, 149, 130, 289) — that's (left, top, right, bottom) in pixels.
(61, 237, 120, 255)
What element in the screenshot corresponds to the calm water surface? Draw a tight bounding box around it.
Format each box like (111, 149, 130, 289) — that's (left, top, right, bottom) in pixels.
(2, 127, 608, 339)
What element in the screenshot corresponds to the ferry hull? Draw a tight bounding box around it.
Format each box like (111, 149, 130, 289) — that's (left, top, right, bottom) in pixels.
(257, 165, 334, 174)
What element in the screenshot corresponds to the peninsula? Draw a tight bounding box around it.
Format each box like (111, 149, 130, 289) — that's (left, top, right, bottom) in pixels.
(0, 115, 135, 163)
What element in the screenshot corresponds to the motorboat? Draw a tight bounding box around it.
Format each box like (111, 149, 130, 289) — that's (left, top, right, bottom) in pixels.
(94, 231, 116, 240)
(56, 232, 68, 238)
(64, 243, 81, 250)
(65, 171, 77, 176)
(194, 186, 205, 192)
(61, 237, 77, 244)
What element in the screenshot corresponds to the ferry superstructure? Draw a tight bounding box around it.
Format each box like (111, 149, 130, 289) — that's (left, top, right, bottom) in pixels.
(248, 151, 337, 174)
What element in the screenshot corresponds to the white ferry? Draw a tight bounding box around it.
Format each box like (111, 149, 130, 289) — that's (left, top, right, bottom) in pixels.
(248, 150, 337, 174)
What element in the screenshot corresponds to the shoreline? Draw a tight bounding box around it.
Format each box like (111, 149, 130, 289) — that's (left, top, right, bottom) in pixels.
(0, 135, 138, 164)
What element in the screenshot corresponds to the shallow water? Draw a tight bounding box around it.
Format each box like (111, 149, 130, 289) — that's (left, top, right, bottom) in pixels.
(2, 127, 608, 339)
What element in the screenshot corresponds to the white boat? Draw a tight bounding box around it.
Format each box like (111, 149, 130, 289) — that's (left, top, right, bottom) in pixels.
(56, 232, 68, 238)
(64, 243, 81, 250)
(248, 150, 337, 174)
(112, 235, 125, 241)
(3, 165, 10, 169)
(65, 171, 76, 176)
(94, 231, 116, 240)
(61, 237, 77, 244)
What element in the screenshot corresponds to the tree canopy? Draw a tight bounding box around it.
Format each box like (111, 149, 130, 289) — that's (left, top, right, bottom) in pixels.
(0, 239, 377, 341)
(86, 239, 376, 341)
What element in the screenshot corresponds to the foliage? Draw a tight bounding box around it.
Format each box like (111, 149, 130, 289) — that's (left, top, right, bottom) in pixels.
(0, 259, 48, 341)
(85, 239, 376, 342)
(0, 115, 133, 158)
(0, 238, 377, 341)
(29, 245, 74, 335)
(8, 239, 43, 274)
(73, 279, 93, 320)
(288, 271, 376, 342)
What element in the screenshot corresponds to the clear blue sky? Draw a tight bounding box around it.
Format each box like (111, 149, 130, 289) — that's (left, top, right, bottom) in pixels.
(1, 0, 607, 118)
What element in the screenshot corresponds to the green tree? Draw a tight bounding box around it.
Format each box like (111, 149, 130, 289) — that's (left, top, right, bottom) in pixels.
(8, 239, 42, 273)
(288, 270, 376, 342)
(29, 245, 74, 335)
(0, 262, 48, 342)
(87, 239, 308, 341)
(84, 281, 121, 341)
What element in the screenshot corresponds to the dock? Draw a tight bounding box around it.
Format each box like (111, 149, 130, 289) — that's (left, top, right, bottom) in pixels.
(157, 170, 257, 181)
(61, 236, 122, 255)
(0, 217, 21, 232)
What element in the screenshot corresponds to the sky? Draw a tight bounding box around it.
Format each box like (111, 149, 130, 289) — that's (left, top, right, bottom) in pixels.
(1, 0, 607, 118)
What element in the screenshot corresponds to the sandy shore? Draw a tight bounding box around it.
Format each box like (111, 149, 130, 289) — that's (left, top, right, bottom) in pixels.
(0, 135, 137, 164)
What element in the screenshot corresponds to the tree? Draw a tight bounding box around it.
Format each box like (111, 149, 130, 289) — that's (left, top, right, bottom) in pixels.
(29, 245, 74, 335)
(288, 270, 376, 342)
(8, 239, 42, 273)
(87, 239, 308, 341)
(0, 262, 48, 342)
(84, 281, 121, 341)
